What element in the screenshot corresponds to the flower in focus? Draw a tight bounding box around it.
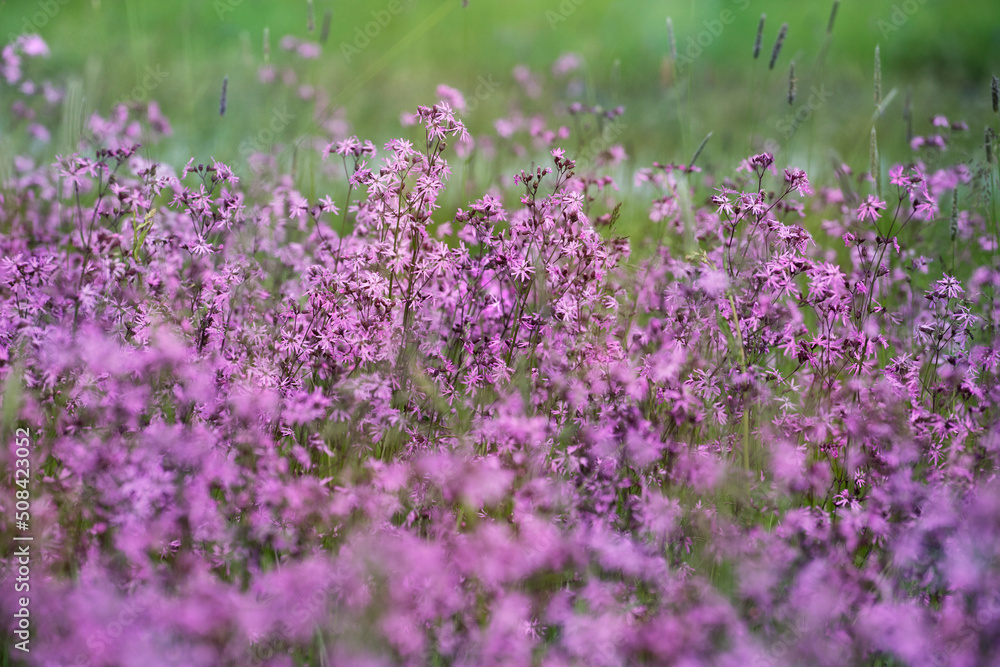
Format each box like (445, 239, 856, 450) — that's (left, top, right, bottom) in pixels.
(856, 195, 886, 223)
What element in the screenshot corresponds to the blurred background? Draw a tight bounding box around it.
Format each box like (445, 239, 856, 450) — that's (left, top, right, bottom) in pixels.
(2, 0, 999, 196)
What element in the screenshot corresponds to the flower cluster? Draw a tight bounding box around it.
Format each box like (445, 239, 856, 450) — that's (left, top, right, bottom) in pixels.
(2, 36, 1000, 667)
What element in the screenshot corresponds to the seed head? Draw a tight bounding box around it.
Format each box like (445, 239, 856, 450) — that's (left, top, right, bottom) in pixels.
(992, 74, 999, 113)
(753, 14, 766, 60)
(219, 76, 228, 116)
(827, 1, 840, 34)
(769, 23, 788, 70)
(263, 27, 271, 64)
(321, 9, 332, 44)
(667, 17, 677, 62)
(788, 62, 797, 106)
(874, 45, 882, 109)
(688, 132, 712, 171)
(307, 0, 315, 32)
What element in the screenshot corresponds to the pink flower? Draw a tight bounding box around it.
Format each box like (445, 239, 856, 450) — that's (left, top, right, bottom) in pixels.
(296, 42, 321, 59)
(436, 84, 467, 113)
(856, 195, 886, 223)
(552, 52, 583, 76)
(784, 167, 812, 196)
(18, 34, 50, 57)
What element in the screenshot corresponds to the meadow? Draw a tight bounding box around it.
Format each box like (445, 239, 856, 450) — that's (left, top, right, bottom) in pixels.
(2, 1, 1000, 665)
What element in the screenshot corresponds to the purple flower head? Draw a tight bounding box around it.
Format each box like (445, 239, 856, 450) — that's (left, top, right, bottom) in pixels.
(415, 102, 471, 144)
(435, 84, 467, 113)
(737, 152, 776, 178)
(784, 167, 812, 196)
(856, 194, 886, 223)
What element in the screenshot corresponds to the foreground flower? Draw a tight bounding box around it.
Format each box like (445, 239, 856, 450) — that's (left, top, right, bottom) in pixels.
(856, 194, 886, 223)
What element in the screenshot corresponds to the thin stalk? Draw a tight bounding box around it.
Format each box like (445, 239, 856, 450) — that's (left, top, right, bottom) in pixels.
(727, 294, 751, 474)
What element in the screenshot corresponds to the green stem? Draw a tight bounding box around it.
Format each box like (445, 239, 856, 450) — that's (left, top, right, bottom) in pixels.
(726, 294, 751, 474)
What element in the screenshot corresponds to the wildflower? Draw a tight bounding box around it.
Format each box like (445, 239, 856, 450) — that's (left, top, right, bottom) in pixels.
(712, 189, 736, 217)
(287, 191, 309, 220)
(17, 35, 47, 59)
(928, 274, 964, 301)
(297, 42, 321, 59)
(784, 167, 811, 196)
(190, 236, 215, 255)
(436, 84, 467, 113)
(416, 102, 471, 143)
(512, 64, 542, 98)
(737, 152, 775, 177)
(752, 152, 775, 171)
(856, 195, 886, 223)
(889, 164, 918, 190)
(552, 52, 583, 76)
(318, 195, 339, 215)
(913, 184, 938, 220)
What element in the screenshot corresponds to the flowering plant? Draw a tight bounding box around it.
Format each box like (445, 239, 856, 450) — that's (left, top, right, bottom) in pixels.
(2, 31, 1000, 667)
